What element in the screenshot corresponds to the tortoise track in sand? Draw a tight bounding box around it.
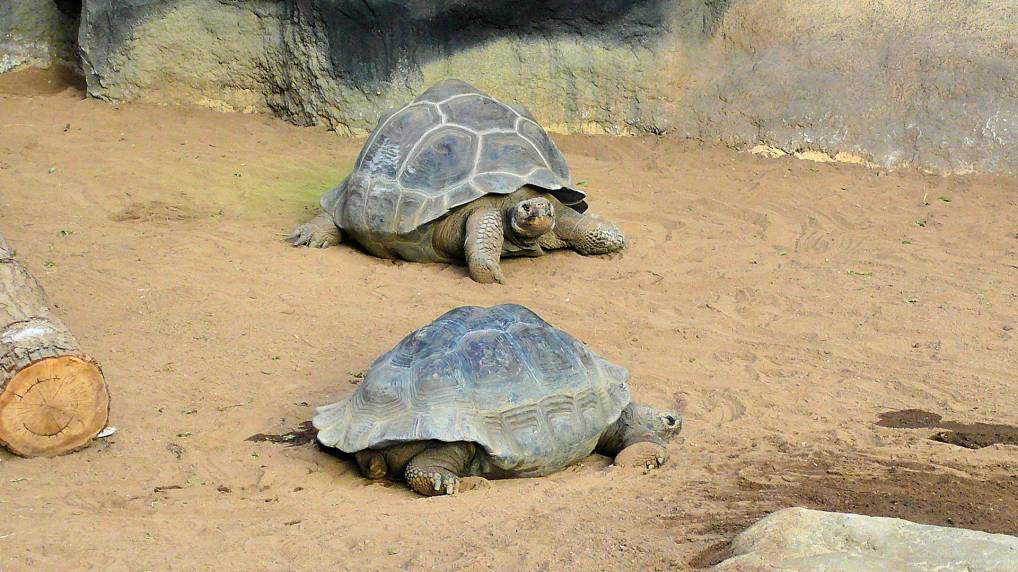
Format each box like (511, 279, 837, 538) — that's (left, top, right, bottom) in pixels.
(3, 69, 1018, 571)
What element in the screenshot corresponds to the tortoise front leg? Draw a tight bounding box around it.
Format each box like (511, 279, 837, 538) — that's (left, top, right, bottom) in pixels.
(553, 208, 625, 255)
(596, 405, 670, 471)
(614, 441, 669, 470)
(464, 207, 506, 284)
(287, 212, 344, 248)
(405, 442, 487, 496)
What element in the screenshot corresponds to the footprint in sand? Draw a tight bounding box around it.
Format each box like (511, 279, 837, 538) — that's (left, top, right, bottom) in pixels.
(703, 389, 747, 428)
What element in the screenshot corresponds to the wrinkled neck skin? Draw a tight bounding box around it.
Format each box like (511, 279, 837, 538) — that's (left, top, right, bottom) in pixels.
(596, 403, 669, 456)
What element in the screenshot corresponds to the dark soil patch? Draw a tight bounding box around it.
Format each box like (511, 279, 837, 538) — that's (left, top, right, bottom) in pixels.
(877, 408, 1018, 449)
(690, 455, 1018, 568)
(932, 429, 1018, 449)
(246, 421, 317, 446)
(876, 408, 943, 429)
(784, 468, 1018, 534)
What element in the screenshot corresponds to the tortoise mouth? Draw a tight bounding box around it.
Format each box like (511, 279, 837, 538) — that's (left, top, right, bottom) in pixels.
(512, 199, 555, 238)
(512, 215, 554, 238)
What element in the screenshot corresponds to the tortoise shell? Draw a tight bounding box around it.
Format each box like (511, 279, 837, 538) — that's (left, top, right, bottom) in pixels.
(313, 304, 631, 477)
(321, 79, 588, 237)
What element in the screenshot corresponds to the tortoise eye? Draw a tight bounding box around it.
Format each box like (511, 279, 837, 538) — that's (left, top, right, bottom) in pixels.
(522, 203, 531, 212)
(664, 415, 677, 426)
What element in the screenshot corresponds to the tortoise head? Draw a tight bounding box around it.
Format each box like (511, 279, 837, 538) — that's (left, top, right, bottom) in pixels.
(509, 197, 556, 239)
(629, 403, 683, 442)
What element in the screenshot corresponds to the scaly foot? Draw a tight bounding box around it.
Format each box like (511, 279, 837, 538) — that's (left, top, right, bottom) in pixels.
(614, 442, 669, 471)
(405, 464, 488, 496)
(468, 258, 506, 285)
(286, 213, 341, 248)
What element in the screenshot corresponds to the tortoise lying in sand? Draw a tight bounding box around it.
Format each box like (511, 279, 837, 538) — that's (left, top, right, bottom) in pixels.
(313, 304, 682, 496)
(288, 79, 625, 284)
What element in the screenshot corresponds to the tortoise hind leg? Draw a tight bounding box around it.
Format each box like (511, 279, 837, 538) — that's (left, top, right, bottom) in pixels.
(405, 441, 487, 496)
(354, 450, 388, 479)
(287, 212, 344, 248)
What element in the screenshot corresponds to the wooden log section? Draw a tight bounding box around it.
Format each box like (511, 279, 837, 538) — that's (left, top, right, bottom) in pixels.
(0, 234, 110, 457)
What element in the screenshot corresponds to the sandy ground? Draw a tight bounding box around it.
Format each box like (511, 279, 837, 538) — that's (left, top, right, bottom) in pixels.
(1, 69, 1017, 571)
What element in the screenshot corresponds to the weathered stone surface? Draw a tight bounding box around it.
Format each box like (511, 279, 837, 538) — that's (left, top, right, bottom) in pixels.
(68, 0, 1018, 174)
(0, 0, 79, 73)
(712, 507, 1018, 571)
(688, 1, 1018, 175)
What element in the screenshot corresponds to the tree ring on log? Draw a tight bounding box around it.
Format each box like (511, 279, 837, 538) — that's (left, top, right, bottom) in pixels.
(0, 356, 109, 457)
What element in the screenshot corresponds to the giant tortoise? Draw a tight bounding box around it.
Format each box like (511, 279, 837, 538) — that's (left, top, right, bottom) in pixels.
(313, 304, 681, 496)
(288, 79, 625, 284)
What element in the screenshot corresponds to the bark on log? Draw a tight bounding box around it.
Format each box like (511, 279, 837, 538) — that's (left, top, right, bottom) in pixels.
(0, 234, 110, 457)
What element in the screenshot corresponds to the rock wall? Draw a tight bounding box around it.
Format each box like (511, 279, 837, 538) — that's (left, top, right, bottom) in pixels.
(691, 1, 1018, 175)
(9, 1, 1018, 174)
(0, 0, 79, 73)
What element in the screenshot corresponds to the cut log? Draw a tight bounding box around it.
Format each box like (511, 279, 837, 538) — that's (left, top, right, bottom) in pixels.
(0, 234, 110, 457)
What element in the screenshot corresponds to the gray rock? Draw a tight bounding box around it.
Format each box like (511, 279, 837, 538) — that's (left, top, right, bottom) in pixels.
(0, 0, 79, 73)
(712, 507, 1018, 572)
(67, 0, 1018, 175)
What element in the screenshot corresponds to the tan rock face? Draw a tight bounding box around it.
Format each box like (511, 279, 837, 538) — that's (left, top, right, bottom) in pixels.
(713, 507, 1018, 571)
(0, 0, 79, 73)
(20, 0, 1018, 174)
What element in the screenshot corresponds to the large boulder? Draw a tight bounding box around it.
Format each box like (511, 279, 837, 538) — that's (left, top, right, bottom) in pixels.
(66, 0, 1018, 174)
(0, 0, 79, 73)
(712, 507, 1018, 571)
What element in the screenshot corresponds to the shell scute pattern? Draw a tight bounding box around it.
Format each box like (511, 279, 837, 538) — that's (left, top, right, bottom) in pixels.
(471, 172, 524, 195)
(389, 318, 466, 367)
(399, 126, 478, 192)
(440, 94, 518, 132)
(518, 119, 570, 180)
(413, 78, 477, 103)
(324, 80, 588, 236)
(477, 132, 548, 175)
(459, 330, 529, 395)
(364, 104, 441, 179)
(510, 324, 586, 390)
(313, 304, 632, 475)
(409, 353, 468, 405)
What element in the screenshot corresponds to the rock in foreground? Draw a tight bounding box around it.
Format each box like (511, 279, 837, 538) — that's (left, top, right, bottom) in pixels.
(713, 507, 1018, 571)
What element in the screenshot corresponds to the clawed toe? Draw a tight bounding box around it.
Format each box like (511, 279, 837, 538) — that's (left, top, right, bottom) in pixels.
(287, 224, 314, 247)
(430, 472, 463, 495)
(469, 260, 506, 284)
(287, 214, 341, 248)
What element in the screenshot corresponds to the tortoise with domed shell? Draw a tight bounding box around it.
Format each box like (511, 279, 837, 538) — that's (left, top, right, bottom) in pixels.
(313, 304, 681, 496)
(288, 79, 625, 284)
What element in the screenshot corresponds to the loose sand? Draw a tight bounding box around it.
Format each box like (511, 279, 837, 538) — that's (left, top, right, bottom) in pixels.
(1, 69, 1016, 571)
